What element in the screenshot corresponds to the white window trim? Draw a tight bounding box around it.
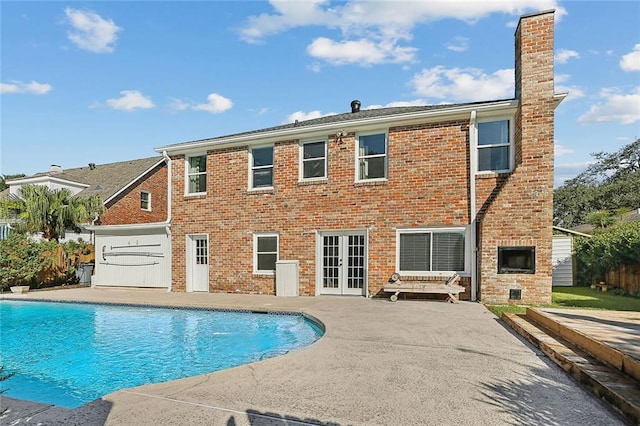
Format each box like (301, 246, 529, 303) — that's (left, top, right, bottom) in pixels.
(299, 139, 328, 182)
(249, 145, 275, 190)
(253, 232, 279, 275)
(396, 227, 469, 277)
(185, 154, 207, 195)
(355, 131, 388, 183)
(475, 117, 515, 174)
(140, 191, 151, 211)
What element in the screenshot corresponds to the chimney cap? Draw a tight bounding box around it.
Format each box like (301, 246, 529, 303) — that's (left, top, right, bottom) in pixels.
(88, 163, 96, 170)
(350, 99, 361, 113)
(49, 164, 63, 174)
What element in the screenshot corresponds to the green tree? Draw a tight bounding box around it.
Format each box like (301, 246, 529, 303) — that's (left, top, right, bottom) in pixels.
(554, 138, 640, 228)
(585, 210, 615, 230)
(0, 185, 104, 241)
(0, 174, 26, 192)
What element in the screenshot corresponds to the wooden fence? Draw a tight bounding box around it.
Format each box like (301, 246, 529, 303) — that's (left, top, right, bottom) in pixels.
(605, 264, 640, 294)
(38, 245, 95, 285)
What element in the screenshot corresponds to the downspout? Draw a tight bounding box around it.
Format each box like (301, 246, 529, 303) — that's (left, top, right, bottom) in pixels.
(469, 110, 478, 301)
(162, 150, 173, 292)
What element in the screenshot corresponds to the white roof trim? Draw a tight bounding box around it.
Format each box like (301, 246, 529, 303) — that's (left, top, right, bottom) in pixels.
(157, 99, 519, 155)
(553, 225, 592, 238)
(103, 158, 166, 205)
(7, 175, 90, 189)
(87, 221, 170, 232)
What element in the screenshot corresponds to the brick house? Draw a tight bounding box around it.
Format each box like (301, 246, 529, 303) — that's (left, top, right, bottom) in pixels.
(4, 156, 167, 235)
(157, 10, 563, 304)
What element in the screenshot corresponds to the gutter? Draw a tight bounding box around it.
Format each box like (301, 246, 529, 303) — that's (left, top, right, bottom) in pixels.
(469, 110, 478, 302)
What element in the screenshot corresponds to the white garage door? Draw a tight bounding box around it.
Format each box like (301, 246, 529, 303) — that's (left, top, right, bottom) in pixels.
(93, 224, 171, 288)
(552, 236, 573, 287)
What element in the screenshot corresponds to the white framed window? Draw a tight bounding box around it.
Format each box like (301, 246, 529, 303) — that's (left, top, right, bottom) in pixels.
(356, 132, 387, 181)
(254, 233, 279, 274)
(140, 191, 151, 211)
(299, 140, 327, 181)
(186, 154, 207, 194)
(397, 228, 467, 275)
(477, 119, 513, 172)
(250, 145, 274, 189)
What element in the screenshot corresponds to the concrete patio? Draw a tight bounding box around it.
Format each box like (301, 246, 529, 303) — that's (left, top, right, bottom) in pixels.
(0, 288, 626, 425)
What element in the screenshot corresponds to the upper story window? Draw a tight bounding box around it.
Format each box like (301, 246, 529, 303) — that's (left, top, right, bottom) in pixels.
(250, 145, 274, 189)
(300, 140, 327, 181)
(140, 191, 151, 211)
(357, 132, 387, 181)
(397, 228, 466, 275)
(477, 119, 512, 172)
(187, 154, 207, 194)
(254, 233, 279, 274)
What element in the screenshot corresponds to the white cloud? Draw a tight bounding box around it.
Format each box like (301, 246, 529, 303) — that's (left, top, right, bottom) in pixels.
(193, 93, 233, 114)
(283, 110, 337, 124)
(411, 66, 514, 102)
(554, 144, 574, 156)
(620, 44, 640, 72)
(240, 1, 565, 66)
(578, 87, 640, 124)
(555, 48, 579, 64)
(64, 7, 121, 53)
(366, 99, 428, 109)
(555, 74, 585, 101)
(168, 98, 189, 112)
(105, 90, 154, 111)
(0, 80, 52, 95)
(445, 36, 469, 53)
(306, 37, 416, 65)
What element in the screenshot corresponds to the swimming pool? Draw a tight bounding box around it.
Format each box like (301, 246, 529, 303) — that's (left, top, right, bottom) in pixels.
(0, 300, 323, 408)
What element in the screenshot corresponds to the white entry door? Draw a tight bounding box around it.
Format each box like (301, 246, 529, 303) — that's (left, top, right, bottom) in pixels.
(320, 233, 366, 296)
(188, 235, 209, 292)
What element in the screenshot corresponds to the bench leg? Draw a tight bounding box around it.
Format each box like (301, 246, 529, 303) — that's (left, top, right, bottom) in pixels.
(390, 291, 399, 302)
(446, 293, 459, 303)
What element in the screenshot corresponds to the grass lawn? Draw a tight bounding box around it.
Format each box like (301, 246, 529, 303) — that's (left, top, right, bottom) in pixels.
(486, 286, 640, 318)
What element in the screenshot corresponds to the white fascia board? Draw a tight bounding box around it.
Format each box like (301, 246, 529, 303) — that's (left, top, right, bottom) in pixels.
(554, 92, 568, 109)
(103, 158, 166, 205)
(86, 221, 171, 232)
(156, 100, 519, 155)
(7, 175, 90, 189)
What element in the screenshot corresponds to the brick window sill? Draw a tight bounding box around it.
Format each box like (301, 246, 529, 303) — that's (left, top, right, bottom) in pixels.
(297, 179, 328, 187)
(247, 188, 275, 195)
(354, 180, 388, 188)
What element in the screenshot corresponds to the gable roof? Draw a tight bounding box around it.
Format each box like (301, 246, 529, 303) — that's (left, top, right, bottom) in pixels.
(13, 157, 164, 204)
(157, 98, 520, 153)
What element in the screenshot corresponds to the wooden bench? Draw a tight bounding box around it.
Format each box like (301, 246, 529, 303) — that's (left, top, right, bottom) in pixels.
(384, 273, 465, 303)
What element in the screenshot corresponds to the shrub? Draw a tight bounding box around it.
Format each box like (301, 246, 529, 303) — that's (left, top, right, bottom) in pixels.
(0, 232, 56, 290)
(574, 222, 640, 286)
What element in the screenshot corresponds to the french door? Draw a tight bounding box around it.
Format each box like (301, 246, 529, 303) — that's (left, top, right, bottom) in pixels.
(320, 232, 367, 296)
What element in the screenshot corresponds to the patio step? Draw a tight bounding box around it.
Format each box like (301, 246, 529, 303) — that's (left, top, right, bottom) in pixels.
(526, 308, 640, 382)
(503, 312, 640, 425)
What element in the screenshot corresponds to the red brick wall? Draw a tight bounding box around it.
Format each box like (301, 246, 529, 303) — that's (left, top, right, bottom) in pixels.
(170, 121, 472, 295)
(475, 11, 555, 304)
(100, 163, 168, 225)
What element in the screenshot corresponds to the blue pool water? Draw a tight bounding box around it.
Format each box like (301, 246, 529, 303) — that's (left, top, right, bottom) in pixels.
(0, 300, 322, 408)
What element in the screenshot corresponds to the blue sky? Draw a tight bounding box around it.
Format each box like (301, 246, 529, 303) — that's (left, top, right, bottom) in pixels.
(1, 1, 639, 186)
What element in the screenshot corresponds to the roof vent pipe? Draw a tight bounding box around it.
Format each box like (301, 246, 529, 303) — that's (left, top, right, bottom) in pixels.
(89, 163, 96, 170)
(350, 100, 361, 113)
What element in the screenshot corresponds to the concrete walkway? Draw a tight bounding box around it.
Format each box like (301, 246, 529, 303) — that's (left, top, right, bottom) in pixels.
(0, 288, 625, 425)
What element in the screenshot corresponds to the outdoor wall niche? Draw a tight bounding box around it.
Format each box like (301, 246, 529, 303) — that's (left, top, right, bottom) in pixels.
(497, 246, 536, 274)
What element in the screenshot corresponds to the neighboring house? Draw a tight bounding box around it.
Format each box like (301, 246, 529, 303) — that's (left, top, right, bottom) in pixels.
(154, 10, 563, 304)
(5, 156, 167, 231)
(5, 156, 171, 288)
